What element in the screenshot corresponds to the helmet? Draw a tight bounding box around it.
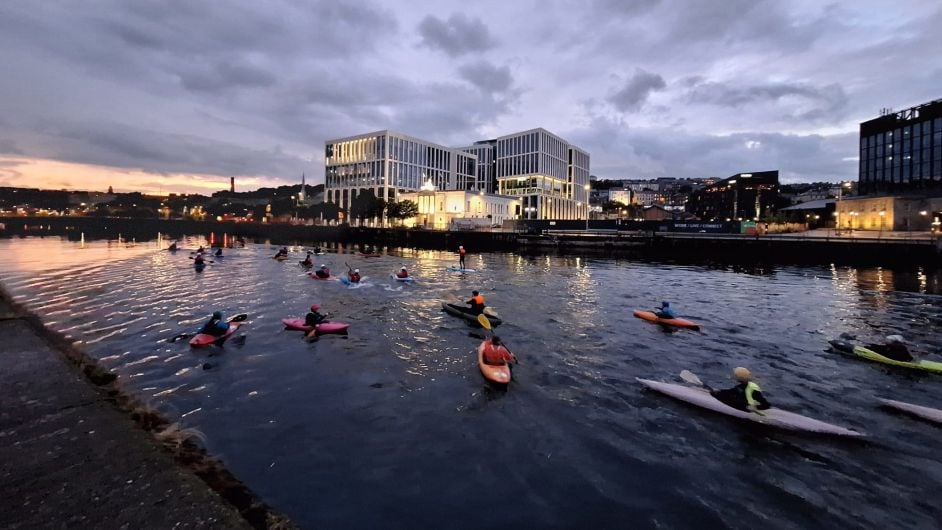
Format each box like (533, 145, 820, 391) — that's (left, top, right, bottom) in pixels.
(320, 264, 327, 268)
(310, 304, 320, 311)
(459, 245, 464, 249)
(472, 290, 479, 295)
(212, 311, 222, 319)
(886, 335, 905, 344)
(354, 268, 359, 273)
(733, 367, 752, 381)
(661, 301, 670, 307)
(400, 267, 407, 271)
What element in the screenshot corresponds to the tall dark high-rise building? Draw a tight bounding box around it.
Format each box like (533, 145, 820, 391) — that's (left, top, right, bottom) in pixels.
(859, 98, 942, 195)
(685, 171, 779, 221)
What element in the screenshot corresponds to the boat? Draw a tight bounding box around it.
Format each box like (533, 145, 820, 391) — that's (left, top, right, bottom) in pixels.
(390, 274, 415, 282)
(339, 277, 362, 287)
(637, 378, 864, 437)
(829, 340, 942, 374)
(308, 272, 331, 280)
(273, 255, 288, 261)
(879, 398, 942, 424)
(477, 341, 511, 384)
(441, 302, 502, 326)
(194, 262, 206, 272)
(633, 310, 701, 330)
(281, 318, 350, 335)
(190, 322, 240, 347)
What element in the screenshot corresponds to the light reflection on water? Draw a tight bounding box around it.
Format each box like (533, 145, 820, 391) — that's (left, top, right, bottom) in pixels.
(1, 236, 942, 529)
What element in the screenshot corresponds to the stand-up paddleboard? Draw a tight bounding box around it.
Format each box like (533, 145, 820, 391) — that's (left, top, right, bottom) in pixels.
(390, 274, 415, 282)
(633, 310, 700, 330)
(879, 398, 942, 425)
(281, 318, 351, 335)
(478, 341, 511, 384)
(637, 378, 864, 437)
(190, 322, 240, 347)
(829, 340, 942, 374)
(446, 266, 476, 272)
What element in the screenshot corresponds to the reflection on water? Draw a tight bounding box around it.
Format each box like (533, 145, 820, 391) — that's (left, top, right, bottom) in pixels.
(1, 236, 942, 529)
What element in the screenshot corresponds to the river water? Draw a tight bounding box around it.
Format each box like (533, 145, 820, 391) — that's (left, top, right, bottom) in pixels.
(2, 236, 942, 529)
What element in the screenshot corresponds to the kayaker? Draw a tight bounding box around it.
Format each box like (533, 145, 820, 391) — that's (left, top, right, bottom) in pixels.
(168, 242, 178, 251)
(396, 266, 409, 279)
(466, 290, 486, 315)
(214, 248, 223, 257)
(304, 304, 328, 327)
(199, 311, 230, 337)
(300, 252, 313, 267)
(710, 367, 771, 413)
(458, 245, 466, 269)
(655, 301, 677, 319)
(313, 246, 322, 254)
(314, 264, 331, 279)
(194, 253, 205, 265)
(348, 268, 361, 283)
(482, 336, 516, 365)
(867, 335, 915, 362)
(197, 246, 205, 254)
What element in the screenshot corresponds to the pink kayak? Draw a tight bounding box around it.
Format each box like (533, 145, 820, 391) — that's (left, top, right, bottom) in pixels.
(190, 322, 240, 347)
(281, 318, 350, 335)
(307, 272, 331, 280)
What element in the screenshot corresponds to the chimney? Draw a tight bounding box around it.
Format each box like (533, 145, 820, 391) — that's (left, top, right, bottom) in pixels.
(230, 177, 235, 193)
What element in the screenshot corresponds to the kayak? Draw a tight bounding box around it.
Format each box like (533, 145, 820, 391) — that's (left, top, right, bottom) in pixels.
(477, 341, 511, 384)
(339, 277, 362, 287)
(446, 266, 476, 272)
(194, 262, 206, 272)
(637, 378, 864, 437)
(828, 340, 942, 374)
(308, 272, 331, 280)
(299, 261, 313, 268)
(633, 310, 701, 330)
(390, 274, 415, 282)
(190, 322, 240, 347)
(281, 318, 351, 335)
(273, 255, 288, 261)
(441, 302, 502, 326)
(879, 398, 942, 424)
(358, 252, 381, 258)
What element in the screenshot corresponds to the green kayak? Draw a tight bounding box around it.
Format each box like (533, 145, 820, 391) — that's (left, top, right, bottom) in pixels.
(829, 340, 942, 374)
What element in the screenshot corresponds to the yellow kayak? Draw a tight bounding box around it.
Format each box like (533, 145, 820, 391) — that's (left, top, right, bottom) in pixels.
(829, 340, 942, 374)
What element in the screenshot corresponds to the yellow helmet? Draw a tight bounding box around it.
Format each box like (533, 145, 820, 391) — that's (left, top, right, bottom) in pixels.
(733, 367, 753, 381)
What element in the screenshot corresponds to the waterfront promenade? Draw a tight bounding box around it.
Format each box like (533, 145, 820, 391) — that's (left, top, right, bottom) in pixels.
(0, 290, 261, 529)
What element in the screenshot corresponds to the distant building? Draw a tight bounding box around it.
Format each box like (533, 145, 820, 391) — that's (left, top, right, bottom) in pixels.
(607, 189, 632, 205)
(835, 195, 942, 232)
(859, 98, 942, 196)
(399, 188, 517, 230)
(634, 189, 666, 206)
(686, 171, 779, 221)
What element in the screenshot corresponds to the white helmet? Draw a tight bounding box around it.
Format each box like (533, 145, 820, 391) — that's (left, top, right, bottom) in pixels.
(400, 266, 407, 271)
(354, 268, 359, 273)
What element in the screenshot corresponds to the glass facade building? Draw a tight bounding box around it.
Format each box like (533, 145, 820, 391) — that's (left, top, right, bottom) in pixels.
(495, 128, 591, 220)
(859, 99, 942, 196)
(324, 131, 476, 212)
(686, 171, 779, 221)
(457, 141, 497, 193)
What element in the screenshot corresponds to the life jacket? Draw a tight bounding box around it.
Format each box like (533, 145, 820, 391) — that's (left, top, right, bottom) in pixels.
(744, 381, 762, 407)
(349, 272, 361, 282)
(471, 294, 485, 306)
(397, 271, 408, 278)
(459, 248, 466, 256)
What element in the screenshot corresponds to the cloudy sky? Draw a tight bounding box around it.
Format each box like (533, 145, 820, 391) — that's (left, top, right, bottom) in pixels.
(1, 0, 940, 194)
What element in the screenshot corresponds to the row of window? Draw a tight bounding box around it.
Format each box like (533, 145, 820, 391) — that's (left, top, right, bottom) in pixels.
(325, 135, 384, 164)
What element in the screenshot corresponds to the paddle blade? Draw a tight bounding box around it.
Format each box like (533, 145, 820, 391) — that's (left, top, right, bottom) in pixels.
(228, 313, 249, 323)
(477, 314, 492, 330)
(483, 307, 500, 318)
(679, 370, 703, 386)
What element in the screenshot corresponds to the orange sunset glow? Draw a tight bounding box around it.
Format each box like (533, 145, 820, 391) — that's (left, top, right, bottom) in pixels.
(0, 156, 291, 195)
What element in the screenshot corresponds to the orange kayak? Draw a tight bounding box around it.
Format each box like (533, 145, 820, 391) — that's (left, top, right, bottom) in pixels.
(633, 310, 701, 330)
(477, 341, 512, 384)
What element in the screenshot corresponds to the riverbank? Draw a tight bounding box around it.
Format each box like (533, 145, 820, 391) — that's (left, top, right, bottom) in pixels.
(0, 284, 294, 529)
(3, 216, 940, 266)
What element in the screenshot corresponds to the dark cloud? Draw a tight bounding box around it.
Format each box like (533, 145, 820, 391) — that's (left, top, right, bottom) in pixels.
(417, 14, 495, 57)
(458, 61, 514, 94)
(0, 139, 23, 155)
(685, 79, 849, 121)
(608, 69, 666, 112)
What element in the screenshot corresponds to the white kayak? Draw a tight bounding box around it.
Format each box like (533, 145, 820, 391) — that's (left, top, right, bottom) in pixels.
(879, 398, 942, 425)
(637, 378, 865, 437)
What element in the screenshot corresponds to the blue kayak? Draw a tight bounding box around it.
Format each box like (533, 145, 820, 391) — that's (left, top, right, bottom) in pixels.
(391, 274, 415, 282)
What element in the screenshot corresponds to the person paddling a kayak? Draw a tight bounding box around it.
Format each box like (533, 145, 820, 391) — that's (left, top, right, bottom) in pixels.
(314, 264, 331, 279)
(214, 248, 223, 257)
(466, 290, 486, 315)
(199, 311, 230, 337)
(482, 336, 516, 366)
(710, 367, 771, 413)
(300, 252, 313, 267)
(304, 304, 328, 327)
(347, 268, 362, 283)
(867, 335, 915, 362)
(194, 253, 206, 265)
(396, 266, 409, 279)
(168, 242, 178, 251)
(655, 301, 677, 319)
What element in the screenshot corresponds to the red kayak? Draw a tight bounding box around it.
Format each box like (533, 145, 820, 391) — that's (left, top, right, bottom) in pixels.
(633, 310, 701, 330)
(281, 318, 350, 335)
(307, 272, 331, 280)
(190, 322, 241, 347)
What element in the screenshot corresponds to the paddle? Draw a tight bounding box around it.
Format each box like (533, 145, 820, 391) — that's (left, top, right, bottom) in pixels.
(483, 307, 500, 318)
(169, 313, 248, 342)
(476, 314, 518, 365)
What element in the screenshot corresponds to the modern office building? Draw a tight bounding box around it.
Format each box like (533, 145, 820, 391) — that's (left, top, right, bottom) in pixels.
(457, 141, 497, 193)
(324, 131, 477, 212)
(686, 171, 779, 221)
(495, 128, 590, 220)
(859, 98, 942, 196)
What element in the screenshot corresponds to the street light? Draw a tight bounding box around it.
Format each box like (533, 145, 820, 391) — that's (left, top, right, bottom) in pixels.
(584, 183, 591, 230)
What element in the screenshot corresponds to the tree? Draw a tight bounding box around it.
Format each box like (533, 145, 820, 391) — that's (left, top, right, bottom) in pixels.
(387, 200, 418, 226)
(349, 189, 387, 222)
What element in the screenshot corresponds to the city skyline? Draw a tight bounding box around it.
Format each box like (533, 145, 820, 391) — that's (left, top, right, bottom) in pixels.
(0, 0, 939, 194)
